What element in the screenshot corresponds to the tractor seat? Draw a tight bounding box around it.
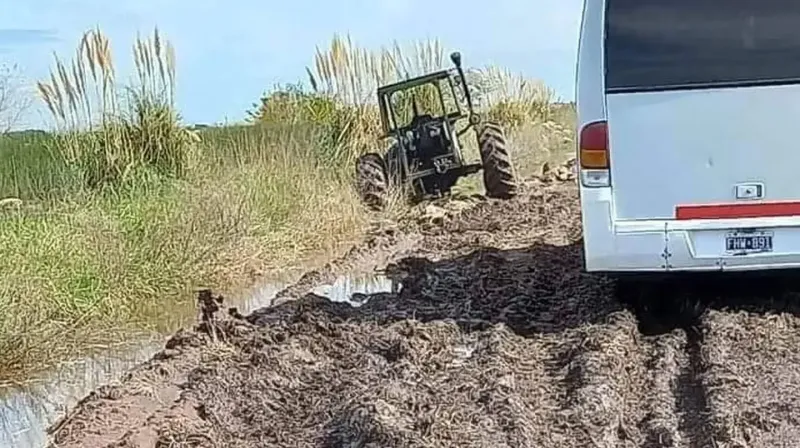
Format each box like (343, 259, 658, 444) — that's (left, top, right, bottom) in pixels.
(410, 114, 433, 127)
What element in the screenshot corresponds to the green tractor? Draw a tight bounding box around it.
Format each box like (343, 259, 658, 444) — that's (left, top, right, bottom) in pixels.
(355, 51, 519, 210)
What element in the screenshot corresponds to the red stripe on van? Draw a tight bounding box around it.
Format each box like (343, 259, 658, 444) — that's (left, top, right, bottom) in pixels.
(676, 202, 800, 220)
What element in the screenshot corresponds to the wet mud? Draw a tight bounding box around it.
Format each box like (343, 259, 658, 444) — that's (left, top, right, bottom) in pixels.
(47, 169, 800, 448)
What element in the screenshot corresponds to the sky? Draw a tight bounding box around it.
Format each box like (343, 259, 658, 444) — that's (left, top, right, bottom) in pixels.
(0, 0, 583, 129)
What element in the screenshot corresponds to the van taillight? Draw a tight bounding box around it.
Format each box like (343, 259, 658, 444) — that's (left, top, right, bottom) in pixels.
(578, 121, 610, 188)
(579, 121, 609, 169)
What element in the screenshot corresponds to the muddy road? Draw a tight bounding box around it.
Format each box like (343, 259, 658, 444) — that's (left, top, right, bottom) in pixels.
(48, 177, 800, 448)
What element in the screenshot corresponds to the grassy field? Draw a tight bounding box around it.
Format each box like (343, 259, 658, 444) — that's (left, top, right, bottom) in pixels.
(0, 30, 575, 384)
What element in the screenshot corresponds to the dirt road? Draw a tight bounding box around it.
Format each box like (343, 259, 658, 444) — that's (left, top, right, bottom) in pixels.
(48, 176, 800, 448)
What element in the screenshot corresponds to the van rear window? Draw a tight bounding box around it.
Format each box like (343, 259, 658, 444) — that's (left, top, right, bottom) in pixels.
(605, 0, 800, 93)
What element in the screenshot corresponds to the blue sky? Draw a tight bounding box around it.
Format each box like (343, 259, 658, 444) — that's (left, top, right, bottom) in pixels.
(1, 0, 582, 129)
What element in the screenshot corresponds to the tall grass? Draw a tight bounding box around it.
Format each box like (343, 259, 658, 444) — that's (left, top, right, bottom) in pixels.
(251, 34, 564, 171)
(0, 30, 574, 385)
(0, 29, 369, 384)
(36, 28, 196, 190)
(0, 132, 72, 200)
(478, 66, 557, 129)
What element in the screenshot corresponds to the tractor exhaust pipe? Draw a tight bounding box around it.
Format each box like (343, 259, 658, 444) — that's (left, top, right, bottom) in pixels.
(450, 51, 462, 68)
(450, 51, 477, 124)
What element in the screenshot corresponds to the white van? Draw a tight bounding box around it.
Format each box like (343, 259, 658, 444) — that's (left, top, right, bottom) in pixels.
(576, 0, 800, 273)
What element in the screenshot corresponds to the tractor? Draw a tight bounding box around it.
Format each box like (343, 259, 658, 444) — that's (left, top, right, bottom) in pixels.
(355, 51, 519, 210)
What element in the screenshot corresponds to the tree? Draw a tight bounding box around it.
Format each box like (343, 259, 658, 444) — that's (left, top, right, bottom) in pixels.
(0, 63, 32, 134)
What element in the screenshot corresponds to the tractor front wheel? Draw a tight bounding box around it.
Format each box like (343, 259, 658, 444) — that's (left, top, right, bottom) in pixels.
(477, 121, 518, 199)
(355, 153, 389, 210)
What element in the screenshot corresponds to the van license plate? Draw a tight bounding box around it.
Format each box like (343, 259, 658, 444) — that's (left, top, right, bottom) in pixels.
(725, 231, 773, 254)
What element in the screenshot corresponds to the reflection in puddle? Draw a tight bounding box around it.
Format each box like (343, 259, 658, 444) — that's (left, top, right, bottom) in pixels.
(239, 282, 287, 313)
(0, 339, 161, 448)
(311, 273, 399, 306)
(0, 276, 391, 446)
(0, 283, 285, 448)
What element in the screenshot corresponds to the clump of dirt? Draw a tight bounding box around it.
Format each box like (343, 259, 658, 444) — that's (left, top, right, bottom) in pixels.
(48, 167, 800, 447)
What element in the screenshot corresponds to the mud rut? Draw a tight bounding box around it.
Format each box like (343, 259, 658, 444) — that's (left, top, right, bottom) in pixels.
(48, 179, 800, 448)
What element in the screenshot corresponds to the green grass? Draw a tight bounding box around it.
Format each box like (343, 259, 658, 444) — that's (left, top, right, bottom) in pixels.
(0, 29, 575, 385)
(0, 123, 368, 383)
(0, 132, 76, 200)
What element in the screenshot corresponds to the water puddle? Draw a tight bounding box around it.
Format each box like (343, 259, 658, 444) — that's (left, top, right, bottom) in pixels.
(240, 282, 287, 313)
(311, 273, 399, 306)
(0, 282, 287, 448)
(0, 339, 161, 448)
(0, 274, 394, 447)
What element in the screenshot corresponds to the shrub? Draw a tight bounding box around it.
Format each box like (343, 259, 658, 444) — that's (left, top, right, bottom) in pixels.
(36, 27, 198, 190)
(247, 83, 353, 167)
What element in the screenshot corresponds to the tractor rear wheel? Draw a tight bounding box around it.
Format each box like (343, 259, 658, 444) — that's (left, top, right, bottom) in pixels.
(355, 153, 389, 210)
(477, 121, 518, 199)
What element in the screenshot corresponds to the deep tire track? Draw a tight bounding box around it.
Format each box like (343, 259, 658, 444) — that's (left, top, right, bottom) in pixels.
(552, 314, 648, 447)
(677, 327, 714, 448)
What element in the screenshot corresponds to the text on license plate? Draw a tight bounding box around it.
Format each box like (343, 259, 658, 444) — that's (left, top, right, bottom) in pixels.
(725, 231, 773, 254)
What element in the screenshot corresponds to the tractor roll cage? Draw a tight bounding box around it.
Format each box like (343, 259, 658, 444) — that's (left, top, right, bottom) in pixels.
(376, 70, 464, 137)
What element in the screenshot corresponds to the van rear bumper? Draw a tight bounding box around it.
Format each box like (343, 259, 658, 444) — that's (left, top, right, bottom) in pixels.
(580, 189, 800, 273)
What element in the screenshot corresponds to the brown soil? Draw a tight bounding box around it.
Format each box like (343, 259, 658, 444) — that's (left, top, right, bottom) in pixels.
(47, 174, 800, 448)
